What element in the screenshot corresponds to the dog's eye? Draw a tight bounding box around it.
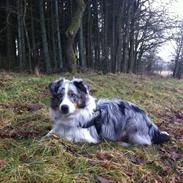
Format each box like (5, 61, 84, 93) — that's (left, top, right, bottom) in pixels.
(70, 93, 77, 98)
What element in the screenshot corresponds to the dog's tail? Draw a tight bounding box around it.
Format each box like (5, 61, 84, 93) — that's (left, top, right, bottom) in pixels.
(149, 124, 170, 144)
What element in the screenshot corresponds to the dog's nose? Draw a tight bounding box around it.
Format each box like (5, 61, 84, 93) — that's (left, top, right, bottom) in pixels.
(61, 105, 69, 114)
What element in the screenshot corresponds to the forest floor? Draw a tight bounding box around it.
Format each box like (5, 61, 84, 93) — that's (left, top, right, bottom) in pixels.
(0, 72, 183, 183)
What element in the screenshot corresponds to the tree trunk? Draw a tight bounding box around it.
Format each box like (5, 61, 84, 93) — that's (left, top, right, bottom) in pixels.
(92, 0, 100, 71)
(23, 0, 32, 72)
(55, 0, 63, 70)
(128, 32, 135, 73)
(65, 0, 86, 72)
(111, 1, 116, 73)
(17, 0, 25, 71)
(6, 0, 16, 70)
(128, 0, 136, 73)
(121, 1, 130, 73)
(78, 23, 86, 68)
(173, 38, 183, 78)
(85, 2, 92, 68)
(39, 0, 51, 73)
(30, 2, 38, 71)
(51, 0, 57, 71)
(115, 0, 124, 72)
(102, 0, 109, 73)
(173, 56, 182, 78)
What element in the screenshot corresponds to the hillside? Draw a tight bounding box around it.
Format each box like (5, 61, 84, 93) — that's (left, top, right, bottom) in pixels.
(0, 73, 183, 183)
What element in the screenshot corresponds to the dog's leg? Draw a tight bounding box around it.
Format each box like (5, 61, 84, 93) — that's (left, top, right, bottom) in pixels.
(119, 142, 131, 147)
(128, 133, 152, 145)
(68, 128, 99, 143)
(45, 129, 56, 137)
(41, 128, 59, 140)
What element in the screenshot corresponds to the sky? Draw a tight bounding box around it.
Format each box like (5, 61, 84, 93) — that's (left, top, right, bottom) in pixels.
(157, 0, 183, 62)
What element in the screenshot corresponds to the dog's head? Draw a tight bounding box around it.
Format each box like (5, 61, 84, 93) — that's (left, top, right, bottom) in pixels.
(48, 78, 89, 115)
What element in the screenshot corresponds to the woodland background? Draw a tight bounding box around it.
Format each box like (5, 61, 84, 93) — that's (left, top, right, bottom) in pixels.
(0, 0, 183, 78)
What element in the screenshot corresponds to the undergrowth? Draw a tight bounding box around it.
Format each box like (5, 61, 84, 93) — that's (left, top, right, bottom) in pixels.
(0, 72, 182, 183)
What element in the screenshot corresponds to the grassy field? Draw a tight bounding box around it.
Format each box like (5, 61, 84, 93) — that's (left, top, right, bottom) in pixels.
(0, 72, 183, 183)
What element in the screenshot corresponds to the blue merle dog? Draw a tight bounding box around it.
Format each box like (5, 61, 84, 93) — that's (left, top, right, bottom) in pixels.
(47, 78, 170, 145)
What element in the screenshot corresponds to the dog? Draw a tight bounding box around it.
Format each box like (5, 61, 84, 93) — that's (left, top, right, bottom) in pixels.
(46, 78, 170, 145)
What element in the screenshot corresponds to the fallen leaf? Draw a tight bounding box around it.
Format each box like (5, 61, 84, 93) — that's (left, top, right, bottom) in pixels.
(100, 160, 110, 168)
(96, 150, 113, 160)
(94, 176, 121, 183)
(175, 112, 183, 119)
(171, 152, 182, 161)
(26, 103, 43, 112)
(126, 154, 144, 164)
(0, 160, 6, 167)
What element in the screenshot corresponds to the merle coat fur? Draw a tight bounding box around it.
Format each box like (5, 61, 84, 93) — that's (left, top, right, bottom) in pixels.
(47, 78, 170, 145)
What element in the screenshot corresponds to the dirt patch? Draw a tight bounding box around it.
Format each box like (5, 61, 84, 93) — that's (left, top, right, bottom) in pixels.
(155, 108, 183, 140)
(0, 126, 43, 138)
(0, 102, 43, 114)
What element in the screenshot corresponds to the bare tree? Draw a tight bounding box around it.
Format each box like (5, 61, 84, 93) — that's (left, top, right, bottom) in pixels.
(172, 22, 183, 79)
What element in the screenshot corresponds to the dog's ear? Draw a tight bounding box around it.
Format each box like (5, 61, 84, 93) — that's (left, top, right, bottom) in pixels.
(72, 78, 89, 94)
(48, 78, 64, 96)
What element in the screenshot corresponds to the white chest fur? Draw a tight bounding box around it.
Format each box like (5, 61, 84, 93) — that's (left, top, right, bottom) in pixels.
(47, 95, 98, 143)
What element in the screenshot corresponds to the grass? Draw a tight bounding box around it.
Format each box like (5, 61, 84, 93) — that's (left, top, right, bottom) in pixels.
(0, 72, 183, 183)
